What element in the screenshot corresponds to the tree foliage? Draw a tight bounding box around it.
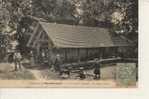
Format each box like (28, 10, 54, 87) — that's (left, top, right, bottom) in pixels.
(111, 0, 138, 41)
(0, 0, 138, 54)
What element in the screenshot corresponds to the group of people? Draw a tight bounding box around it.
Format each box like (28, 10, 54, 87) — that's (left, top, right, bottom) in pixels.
(53, 54, 101, 80)
(6, 40, 23, 71)
(77, 63, 101, 80)
(8, 50, 22, 71)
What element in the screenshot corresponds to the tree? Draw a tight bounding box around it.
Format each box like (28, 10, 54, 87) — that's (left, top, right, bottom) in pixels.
(71, 0, 113, 26)
(32, 0, 76, 24)
(0, 33, 9, 61)
(110, 0, 138, 57)
(0, 0, 32, 57)
(0, 0, 138, 57)
(110, 0, 138, 41)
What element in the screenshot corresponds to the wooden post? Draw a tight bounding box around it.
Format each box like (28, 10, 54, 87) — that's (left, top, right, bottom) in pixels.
(65, 49, 67, 63)
(36, 43, 40, 63)
(99, 48, 103, 59)
(32, 30, 42, 48)
(116, 47, 119, 57)
(77, 48, 80, 62)
(30, 51, 35, 66)
(86, 48, 88, 60)
(103, 0, 107, 6)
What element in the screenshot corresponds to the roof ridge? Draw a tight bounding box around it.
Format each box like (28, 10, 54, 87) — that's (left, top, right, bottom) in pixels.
(39, 21, 109, 30)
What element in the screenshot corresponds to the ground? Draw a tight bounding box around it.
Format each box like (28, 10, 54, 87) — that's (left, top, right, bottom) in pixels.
(0, 62, 138, 88)
(0, 62, 117, 80)
(0, 62, 118, 88)
(0, 62, 58, 80)
(0, 63, 35, 80)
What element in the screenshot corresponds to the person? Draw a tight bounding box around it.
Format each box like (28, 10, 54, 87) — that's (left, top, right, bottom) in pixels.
(54, 54, 62, 74)
(13, 51, 22, 71)
(93, 62, 101, 80)
(8, 52, 14, 63)
(60, 68, 70, 79)
(79, 70, 86, 80)
(78, 67, 86, 80)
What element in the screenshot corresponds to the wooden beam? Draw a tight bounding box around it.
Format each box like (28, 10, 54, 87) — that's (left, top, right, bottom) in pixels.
(77, 48, 80, 62)
(27, 23, 40, 47)
(98, 48, 100, 59)
(86, 48, 88, 60)
(36, 39, 49, 42)
(32, 30, 43, 48)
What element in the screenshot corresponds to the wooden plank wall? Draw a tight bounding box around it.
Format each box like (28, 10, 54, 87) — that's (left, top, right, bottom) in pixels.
(49, 48, 107, 64)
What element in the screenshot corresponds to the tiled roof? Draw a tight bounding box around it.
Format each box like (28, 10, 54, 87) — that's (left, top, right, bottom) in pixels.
(39, 22, 131, 48)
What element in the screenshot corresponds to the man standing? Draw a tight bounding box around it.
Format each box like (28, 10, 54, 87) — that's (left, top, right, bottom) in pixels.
(93, 62, 101, 80)
(13, 51, 22, 71)
(79, 69, 86, 80)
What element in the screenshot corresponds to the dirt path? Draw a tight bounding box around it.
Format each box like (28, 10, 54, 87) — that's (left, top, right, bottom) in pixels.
(27, 66, 60, 80)
(29, 70, 45, 80)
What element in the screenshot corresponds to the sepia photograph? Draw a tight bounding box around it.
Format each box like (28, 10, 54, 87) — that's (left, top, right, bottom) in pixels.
(0, 0, 138, 88)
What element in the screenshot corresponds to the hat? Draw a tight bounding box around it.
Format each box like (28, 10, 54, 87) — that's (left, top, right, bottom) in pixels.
(56, 54, 60, 57)
(79, 67, 84, 70)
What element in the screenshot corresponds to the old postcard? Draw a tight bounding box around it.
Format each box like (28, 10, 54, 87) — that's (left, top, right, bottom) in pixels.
(0, 0, 138, 88)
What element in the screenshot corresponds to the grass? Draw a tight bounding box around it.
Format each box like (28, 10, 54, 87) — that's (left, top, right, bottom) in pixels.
(0, 70, 35, 80)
